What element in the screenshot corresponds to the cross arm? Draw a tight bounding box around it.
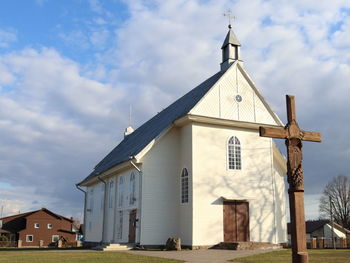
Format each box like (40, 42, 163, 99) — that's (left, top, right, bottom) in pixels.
(301, 131, 322, 142)
(259, 126, 287, 139)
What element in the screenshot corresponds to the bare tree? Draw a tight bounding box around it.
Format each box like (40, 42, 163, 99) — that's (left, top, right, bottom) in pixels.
(319, 175, 350, 229)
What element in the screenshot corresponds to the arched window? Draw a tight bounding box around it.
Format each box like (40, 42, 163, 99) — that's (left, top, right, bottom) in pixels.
(228, 136, 241, 170)
(181, 168, 189, 204)
(117, 176, 124, 208)
(108, 180, 114, 209)
(88, 188, 94, 212)
(129, 172, 136, 205)
(100, 184, 104, 211)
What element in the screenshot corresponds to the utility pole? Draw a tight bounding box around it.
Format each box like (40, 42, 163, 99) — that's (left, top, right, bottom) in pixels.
(329, 196, 336, 249)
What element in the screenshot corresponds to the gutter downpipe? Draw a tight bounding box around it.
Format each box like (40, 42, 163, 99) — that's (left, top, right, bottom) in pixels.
(130, 158, 142, 245)
(75, 184, 87, 240)
(98, 175, 108, 244)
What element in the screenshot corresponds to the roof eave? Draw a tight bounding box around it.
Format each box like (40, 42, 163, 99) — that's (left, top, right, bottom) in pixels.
(78, 159, 137, 187)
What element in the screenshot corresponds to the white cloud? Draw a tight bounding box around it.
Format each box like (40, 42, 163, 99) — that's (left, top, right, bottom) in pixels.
(2, 0, 350, 220)
(0, 28, 17, 48)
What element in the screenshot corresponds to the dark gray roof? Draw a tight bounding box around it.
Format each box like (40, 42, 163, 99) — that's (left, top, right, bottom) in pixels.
(288, 220, 329, 234)
(78, 71, 223, 185)
(221, 29, 241, 48)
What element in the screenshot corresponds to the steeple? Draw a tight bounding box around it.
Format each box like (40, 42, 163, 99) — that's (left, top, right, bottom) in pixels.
(220, 24, 241, 71)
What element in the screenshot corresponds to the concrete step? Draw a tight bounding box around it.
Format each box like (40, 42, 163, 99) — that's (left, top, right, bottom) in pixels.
(93, 243, 134, 251)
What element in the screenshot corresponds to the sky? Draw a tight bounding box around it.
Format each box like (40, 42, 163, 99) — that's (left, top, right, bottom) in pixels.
(1, 0, 350, 221)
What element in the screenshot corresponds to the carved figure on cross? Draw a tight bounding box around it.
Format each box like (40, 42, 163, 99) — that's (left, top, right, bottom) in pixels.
(260, 95, 321, 263)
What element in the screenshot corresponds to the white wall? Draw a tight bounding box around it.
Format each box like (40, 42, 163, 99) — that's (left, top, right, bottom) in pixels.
(191, 122, 286, 245)
(323, 224, 347, 238)
(84, 183, 103, 242)
(190, 63, 279, 126)
(178, 124, 193, 246)
(273, 153, 288, 244)
(84, 168, 140, 244)
(140, 128, 181, 245)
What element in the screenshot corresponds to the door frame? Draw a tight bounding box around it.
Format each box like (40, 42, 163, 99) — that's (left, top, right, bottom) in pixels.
(128, 209, 137, 243)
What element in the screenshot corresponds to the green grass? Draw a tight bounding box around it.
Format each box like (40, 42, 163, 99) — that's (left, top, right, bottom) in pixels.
(233, 249, 350, 263)
(0, 249, 182, 263)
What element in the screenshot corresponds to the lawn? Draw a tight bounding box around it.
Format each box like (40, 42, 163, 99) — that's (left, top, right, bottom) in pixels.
(233, 249, 350, 263)
(0, 249, 182, 263)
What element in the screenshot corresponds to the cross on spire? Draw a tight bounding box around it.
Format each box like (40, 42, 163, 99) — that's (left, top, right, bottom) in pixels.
(223, 9, 235, 28)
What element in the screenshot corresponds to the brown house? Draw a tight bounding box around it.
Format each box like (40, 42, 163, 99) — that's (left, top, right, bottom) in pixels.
(0, 208, 76, 247)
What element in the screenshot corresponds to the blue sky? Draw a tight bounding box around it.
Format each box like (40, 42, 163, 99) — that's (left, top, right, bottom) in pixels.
(1, 0, 350, 221)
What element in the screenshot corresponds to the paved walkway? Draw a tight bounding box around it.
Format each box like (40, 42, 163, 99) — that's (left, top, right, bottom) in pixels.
(127, 249, 278, 263)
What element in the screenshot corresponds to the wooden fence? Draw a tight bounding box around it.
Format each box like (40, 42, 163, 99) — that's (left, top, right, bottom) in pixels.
(0, 241, 17, 247)
(307, 238, 349, 249)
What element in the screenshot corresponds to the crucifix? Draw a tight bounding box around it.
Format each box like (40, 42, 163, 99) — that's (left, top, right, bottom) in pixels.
(259, 95, 321, 263)
(223, 9, 235, 28)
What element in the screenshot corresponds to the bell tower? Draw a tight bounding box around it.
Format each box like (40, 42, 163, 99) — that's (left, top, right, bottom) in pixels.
(220, 24, 241, 71)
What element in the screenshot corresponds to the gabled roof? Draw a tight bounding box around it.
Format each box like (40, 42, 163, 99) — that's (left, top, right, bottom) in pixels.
(287, 220, 350, 234)
(0, 208, 73, 225)
(78, 71, 224, 185)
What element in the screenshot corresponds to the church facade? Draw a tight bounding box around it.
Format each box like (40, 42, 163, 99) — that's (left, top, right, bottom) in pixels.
(77, 26, 288, 248)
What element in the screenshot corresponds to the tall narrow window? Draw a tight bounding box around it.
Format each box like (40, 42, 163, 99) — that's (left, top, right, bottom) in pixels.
(228, 136, 241, 170)
(129, 172, 136, 205)
(100, 184, 104, 211)
(118, 176, 124, 208)
(109, 180, 114, 209)
(181, 168, 189, 204)
(88, 188, 94, 212)
(117, 211, 123, 239)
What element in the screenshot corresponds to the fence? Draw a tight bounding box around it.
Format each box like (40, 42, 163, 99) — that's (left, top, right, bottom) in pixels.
(307, 238, 349, 249)
(0, 241, 17, 247)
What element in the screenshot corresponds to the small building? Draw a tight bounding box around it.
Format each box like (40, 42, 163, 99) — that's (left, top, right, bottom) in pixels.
(287, 220, 350, 244)
(0, 208, 76, 247)
(77, 25, 288, 248)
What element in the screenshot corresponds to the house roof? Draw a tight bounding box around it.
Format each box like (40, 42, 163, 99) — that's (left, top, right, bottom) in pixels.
(0, 208, 73, 234)
(78, 70, 224, 185)
(287, 220, 350, 234)
(0, 229, 11, 234)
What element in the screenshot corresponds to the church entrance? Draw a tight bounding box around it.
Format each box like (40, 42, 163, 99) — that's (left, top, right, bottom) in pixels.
(223, 201, 250, 242)
(128, 209, 137, 243)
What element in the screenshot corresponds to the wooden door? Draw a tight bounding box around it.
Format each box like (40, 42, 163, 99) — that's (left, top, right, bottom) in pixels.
(223, 201, 249, 242)
(128, 209, 137, 243)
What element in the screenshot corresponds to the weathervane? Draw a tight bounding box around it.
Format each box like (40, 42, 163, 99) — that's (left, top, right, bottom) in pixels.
(223, 9, 235, 28)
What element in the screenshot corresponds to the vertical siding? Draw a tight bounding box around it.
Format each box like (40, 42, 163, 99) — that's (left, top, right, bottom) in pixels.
(190, 64, 278, 126)
(84, 168, 141, 244)
(85, 183, 103, 242)
(178, 124, 193, 246)
(192, 123, 284, 245)
(112, 169, 140, 243)
(273, 156, 288, 243)
(140, 128, 180, 245)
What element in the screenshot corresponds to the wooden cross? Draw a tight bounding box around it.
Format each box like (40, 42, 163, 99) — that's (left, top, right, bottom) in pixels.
(259, 95, 321, 263)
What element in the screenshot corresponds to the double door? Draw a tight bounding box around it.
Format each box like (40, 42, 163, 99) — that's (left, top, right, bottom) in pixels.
(223, 201, 250, 242)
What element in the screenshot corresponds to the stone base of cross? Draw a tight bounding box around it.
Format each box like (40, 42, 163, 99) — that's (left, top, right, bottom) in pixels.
(259, 95, 321, 263)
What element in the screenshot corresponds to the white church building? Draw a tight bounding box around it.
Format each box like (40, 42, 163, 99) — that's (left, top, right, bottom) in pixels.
(77, 25, 288, 248)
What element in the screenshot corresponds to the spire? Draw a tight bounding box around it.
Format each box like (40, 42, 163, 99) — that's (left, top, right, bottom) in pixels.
(124, 104, 134, 138)
(221, 24, 241, 48)
(220, 24, 242, 71)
